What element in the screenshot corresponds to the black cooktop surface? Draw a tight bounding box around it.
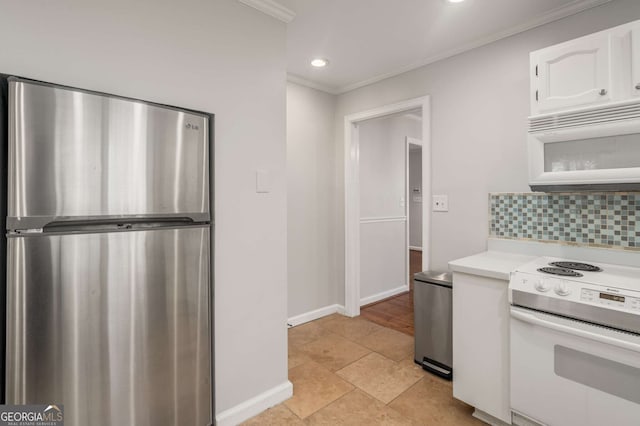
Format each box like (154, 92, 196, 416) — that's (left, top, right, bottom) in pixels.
(537, 267, 584, 277)
(549, 261, 602, 272)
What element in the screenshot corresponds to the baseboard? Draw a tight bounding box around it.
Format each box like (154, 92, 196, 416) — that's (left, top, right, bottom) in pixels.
(287, 304, 346, 327)
(409, 246, 422, 251)
(215, 381, 293, 426)
(360, 285, 409, 306)
(472, 408, 511, 426)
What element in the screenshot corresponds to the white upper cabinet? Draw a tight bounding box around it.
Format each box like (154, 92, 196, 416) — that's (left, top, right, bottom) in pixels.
(529, 20, 640, 116)
(632, 25, 640, 98)
(531, 34, 613, 114)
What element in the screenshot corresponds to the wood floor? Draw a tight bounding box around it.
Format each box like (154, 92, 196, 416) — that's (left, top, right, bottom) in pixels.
(360, 250, 422, 336)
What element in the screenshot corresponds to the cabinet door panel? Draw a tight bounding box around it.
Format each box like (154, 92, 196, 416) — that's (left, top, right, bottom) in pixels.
(632, 27, 640, 97)
(535, 35, 611, 113)
(452, 273, 511, 423)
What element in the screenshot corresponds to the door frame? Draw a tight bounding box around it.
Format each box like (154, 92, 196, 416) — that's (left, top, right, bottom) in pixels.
(405, 137, 422, 289)
(344, 96, 431, 317)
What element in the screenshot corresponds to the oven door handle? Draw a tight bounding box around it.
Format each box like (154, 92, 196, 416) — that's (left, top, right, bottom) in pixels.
(511, 308, 640, 353)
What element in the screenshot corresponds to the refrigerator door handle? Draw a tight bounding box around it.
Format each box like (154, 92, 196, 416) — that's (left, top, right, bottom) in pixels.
(7, 213, 210, 232)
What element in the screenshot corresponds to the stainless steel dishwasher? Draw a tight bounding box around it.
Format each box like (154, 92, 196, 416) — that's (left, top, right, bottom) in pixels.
(414, 271, 453, 379)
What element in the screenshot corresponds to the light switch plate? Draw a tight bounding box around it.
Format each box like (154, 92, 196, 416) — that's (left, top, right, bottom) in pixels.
(432, 194, 448, 212)
(256, 169, 271, 193)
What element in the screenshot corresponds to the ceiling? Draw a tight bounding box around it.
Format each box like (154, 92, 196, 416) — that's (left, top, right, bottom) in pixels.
(278, 0, 612, 94)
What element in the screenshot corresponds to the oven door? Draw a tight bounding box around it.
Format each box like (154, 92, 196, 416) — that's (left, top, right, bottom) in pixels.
(510, 306, 640, 426)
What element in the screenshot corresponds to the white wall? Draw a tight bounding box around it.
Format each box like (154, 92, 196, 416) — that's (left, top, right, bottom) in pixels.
(0, 0, 289, 420)
(409, 147, 423, 248)
(334, 0, 640, 281)
(286, 82, 338, 318)
(358, 114, 421, 301)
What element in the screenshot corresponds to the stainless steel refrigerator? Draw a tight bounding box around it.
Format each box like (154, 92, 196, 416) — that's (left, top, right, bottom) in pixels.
(3, 77, 213, 425)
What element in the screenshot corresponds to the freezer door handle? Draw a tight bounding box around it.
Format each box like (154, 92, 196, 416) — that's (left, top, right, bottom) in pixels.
(8, 214, 210, 233)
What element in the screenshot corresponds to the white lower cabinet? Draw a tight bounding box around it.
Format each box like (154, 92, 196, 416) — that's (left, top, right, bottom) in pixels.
(452, 272, 511, 424)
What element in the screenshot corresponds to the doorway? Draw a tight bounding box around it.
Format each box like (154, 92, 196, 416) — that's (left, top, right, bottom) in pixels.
(343, 96, 430, 318)
(359, 132, 423, 336)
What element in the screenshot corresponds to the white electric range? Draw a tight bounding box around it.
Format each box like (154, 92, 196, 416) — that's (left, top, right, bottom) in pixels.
(508, 257, 640, 426)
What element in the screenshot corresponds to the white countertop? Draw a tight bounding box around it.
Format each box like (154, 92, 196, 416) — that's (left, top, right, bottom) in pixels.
(448, 251, 538, 281)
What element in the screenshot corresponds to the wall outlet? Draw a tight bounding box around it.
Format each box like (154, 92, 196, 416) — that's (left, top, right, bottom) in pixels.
(432, 194, 448, 212)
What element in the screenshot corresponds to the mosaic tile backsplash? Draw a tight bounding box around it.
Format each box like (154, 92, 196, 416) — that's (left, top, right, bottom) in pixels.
(489, 193, 640, 250)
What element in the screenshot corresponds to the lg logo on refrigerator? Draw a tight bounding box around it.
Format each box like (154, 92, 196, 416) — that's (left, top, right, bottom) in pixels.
(185, 123, 199, 130)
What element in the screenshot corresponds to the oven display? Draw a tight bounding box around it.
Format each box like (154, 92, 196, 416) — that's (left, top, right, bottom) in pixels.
(599, 293, 625, 303)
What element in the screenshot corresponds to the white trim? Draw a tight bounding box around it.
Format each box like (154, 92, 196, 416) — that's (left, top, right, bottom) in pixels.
(409, 246, 423, 252)
(406, 137, 423, 274)
(287, 74, 340, 95)
(215, 381, 293, 426)
(407, 136, 422, 146)
(344, 96, 431, 317)
(405, 139, 410, 289)
(289, 0, 611, 95)
(236, 0, 296, 23)
(360, 285, 409, 307)
(472, 409, 511, 426)
(287, 304, 346, 327)
(404, 114, 423, 123)
(360, 216, 407, 224)
(421, 102, 431, 272)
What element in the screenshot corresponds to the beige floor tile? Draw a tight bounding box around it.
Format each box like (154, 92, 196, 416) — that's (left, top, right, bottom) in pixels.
(336, 352, 423, 404)
(356, 327, 414, 361)
(305, 389, 413, 426)
(319, 315, 383, 340)
(300, 333, 371, 371)
(285, 361, 354, 419)
(389, 376, 483, 426)
(241, 404, 304, 425)
(288, 322, 334, 348)
(288, 345, 311, 370)
(399, 356, 454, 391)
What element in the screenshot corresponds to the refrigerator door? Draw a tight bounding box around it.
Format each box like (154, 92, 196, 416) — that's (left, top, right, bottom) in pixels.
(6, 226, 211, 426)
(8, 79, 209, 230)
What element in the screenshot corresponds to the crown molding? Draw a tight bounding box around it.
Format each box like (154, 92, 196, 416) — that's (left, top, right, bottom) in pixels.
(286, 73, 340, 95)
(332, 0, 612, 94)
(237, 0, 296, 23)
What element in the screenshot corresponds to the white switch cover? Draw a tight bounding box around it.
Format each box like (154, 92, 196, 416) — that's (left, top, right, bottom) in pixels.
(432, 195, 448, 212)
(256, 169, 271, 193)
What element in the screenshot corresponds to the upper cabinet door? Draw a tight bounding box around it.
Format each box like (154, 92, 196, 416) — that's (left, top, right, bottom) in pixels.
(532, 34, 612, 114)
(632, 26, 640, 97)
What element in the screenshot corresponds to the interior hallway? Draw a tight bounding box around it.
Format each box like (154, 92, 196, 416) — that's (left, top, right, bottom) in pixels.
(243, 312, 480, 425)
(360, 250, 422, 336)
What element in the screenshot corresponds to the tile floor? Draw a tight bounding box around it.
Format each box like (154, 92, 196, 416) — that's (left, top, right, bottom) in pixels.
(242, 314, 484, 425)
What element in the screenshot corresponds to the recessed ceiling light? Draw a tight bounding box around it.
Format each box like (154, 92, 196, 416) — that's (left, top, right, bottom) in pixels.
(311, 58, 329, 68)
(447, 0, 465, 3)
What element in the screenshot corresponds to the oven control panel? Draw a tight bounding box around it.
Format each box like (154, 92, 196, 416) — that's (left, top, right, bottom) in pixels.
(509, 272, 640, 316)
(580, 288, 640, 311)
